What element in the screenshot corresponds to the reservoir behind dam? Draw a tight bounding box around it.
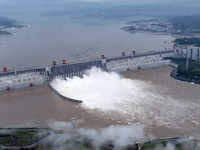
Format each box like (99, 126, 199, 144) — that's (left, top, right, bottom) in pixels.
(0, 16, 174, 70)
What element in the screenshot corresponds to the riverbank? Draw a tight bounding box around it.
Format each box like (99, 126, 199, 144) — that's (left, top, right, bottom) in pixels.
(165, 57, 200, 84)
(170, 67, 200, 84)
(0, 128, 198, 150)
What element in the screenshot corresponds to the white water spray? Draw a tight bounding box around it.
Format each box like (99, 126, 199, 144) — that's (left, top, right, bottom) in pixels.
(50, 67, 200, 129)
(46, 120, 150, 149)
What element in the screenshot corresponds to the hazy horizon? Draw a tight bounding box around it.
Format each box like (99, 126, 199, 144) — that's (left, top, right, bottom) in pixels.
(0, 0, 200, 18)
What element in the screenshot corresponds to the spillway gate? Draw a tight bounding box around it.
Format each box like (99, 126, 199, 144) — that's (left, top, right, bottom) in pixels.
(0, 50, 178, 93)
(47, 60, 108, 81)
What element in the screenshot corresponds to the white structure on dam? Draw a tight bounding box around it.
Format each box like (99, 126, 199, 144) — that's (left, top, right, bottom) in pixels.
(106, 51, 175, 72)
(176, 45, 200, 60)
(0, 72, 45, 92)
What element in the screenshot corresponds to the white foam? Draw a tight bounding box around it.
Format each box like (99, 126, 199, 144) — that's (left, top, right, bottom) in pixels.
(50, 67, 200, 129)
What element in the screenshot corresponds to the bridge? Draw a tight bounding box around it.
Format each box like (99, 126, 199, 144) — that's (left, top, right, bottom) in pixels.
(0, 50, 178, 93)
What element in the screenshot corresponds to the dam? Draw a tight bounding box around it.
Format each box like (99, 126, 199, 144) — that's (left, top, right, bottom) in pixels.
(0, 50, 178, 93)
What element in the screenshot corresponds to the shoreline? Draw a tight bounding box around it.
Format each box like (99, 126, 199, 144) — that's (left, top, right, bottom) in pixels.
(121, 27, 199, 39)
(170, 66, 200, 85)
(0, 127, 196, 150)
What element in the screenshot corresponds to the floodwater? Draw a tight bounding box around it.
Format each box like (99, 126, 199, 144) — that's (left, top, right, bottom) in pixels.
(123, 67, 200, 138)
(0, 85, 115, 128)
(0, 66, 200, 139)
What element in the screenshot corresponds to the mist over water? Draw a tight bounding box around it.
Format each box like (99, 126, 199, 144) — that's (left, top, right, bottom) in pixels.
(46, 120, 150, 149)
(51, 67, 200, 129)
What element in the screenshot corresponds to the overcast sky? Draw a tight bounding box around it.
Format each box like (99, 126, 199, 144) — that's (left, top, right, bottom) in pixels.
(50, 0, 200, 4)
(0, 0, 199, 4)
(0, 0, 199, 17)
(0, 0, 199, 5)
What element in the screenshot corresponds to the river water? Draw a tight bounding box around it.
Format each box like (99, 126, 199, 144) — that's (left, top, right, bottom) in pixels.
(0, 16, 199, 139)
(0, 16, 173, 69)
(0, 66, 200, 139)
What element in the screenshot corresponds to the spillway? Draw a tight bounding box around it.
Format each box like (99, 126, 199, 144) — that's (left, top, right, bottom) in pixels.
(0, 50, 177, 96)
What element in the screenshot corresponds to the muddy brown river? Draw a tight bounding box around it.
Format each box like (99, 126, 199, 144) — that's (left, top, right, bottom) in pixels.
(0, 66, 200, 139)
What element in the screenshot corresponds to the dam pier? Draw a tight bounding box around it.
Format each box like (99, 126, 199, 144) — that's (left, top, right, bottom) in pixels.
(0, 50, 177, 93)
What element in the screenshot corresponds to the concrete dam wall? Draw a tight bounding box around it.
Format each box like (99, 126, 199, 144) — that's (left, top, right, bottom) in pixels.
(0, 50, 177, 94)
(0, 67, 47, 92)
(106, 50, 175, 72)
(47, 60, 108, 81)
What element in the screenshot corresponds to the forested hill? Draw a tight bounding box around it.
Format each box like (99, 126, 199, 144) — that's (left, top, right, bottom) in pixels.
(0, 16, 16, 27)
(170, 16, 200, 33)
(174, 38, 200, 47)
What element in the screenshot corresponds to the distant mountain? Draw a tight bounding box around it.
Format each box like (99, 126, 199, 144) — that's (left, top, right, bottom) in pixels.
(0, 16, 24, 35)
(170, 16, 200, 33)
(0, 16, 17, 27)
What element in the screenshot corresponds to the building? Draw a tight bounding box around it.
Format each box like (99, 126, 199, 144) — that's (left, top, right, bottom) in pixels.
(176, 45, 200, 60)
